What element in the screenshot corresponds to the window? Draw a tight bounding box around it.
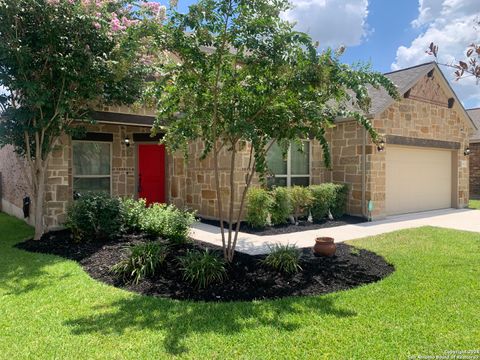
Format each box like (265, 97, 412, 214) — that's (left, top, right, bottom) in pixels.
(266, 141, 310, 187)
(73, 141, 111, 194)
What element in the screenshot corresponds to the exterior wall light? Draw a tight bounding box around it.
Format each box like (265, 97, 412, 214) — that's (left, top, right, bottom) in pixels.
(124, 137, 131, 148)
(464, 147, 471, 156)
(377, 139, 385, 152)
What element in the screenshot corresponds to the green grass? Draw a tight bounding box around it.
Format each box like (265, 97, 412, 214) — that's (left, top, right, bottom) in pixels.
(1, 212, 479, 359)
(469, 199, 480, 209)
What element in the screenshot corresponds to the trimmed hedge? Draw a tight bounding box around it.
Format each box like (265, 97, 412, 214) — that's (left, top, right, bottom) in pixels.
(65, 192, 124, 241)
(310, 183, 349, 220)
(246, 187, 273, 228)
(245, 183, 349, 228)
(270, 187, 292, 225)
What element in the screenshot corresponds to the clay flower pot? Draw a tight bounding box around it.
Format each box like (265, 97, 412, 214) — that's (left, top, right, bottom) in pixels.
(313, 237, 336, 257)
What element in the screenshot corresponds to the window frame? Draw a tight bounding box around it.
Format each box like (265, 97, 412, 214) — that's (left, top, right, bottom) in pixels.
(72, 140, 113, 195)
(268, 140, 312, 187)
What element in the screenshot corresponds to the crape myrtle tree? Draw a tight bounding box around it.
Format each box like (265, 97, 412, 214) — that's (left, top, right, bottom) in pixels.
(0, 0, 169, 240)
(154, 0, 398, 262)
(427, 41, 480, 81)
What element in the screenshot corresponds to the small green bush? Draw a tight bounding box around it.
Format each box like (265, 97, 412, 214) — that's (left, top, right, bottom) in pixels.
(309, 184, 337, 221)
(65, 192, 124, 241)
(262, 244, 302, 274)
(111, 241, 168, 284)
(331, 184, 349, 218)
(140, 204, 196, 243)
(121, 197, 147, 232)
(179, 249, 227, 289)
(246, 187, 273, 228)
(288, 186, 314, 223)
(309, 183, 349, 221)
(270, 187, 292, 225)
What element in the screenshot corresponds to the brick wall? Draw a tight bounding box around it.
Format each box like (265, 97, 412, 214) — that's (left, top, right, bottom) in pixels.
(469, 142, 480, 199)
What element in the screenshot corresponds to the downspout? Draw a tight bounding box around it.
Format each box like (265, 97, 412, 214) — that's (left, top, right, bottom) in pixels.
(361, 127, 367, 219)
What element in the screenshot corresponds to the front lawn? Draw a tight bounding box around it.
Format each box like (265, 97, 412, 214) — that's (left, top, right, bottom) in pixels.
(469, 199, 480, 209)
(1, 213, 479, 359)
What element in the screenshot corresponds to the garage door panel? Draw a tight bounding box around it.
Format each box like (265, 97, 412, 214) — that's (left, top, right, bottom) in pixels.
(386, 146, 452, 215)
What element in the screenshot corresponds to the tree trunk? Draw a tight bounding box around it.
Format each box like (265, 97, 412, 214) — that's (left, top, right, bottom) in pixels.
(33, 166, 46, 240)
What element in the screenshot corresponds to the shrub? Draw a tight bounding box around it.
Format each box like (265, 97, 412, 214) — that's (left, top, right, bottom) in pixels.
(288, 186, 314, 223)
(246, 187, 273, 228)
(309, 184, 337, 221)
(331, 184, 349, 218)
(140, 204, 196, 243)
(309, 183, 349, 221)
(65, 192, 124, 241)
(270, 187, 292, 226)
(121, 197, 147, 232)
(179, 249, 227, 289)
(111, 241, 168, 284)
(262, 244, 302, 274)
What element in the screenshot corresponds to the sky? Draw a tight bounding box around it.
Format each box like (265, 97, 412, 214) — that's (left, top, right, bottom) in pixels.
(172, 0, 480, 109)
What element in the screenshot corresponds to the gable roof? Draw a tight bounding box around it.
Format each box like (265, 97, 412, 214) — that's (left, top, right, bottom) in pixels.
(363, 62, 476, 130)
(468, 108, 480, 142)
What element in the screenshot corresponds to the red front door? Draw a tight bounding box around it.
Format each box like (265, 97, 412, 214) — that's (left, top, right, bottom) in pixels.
(138, 144, 166, 205)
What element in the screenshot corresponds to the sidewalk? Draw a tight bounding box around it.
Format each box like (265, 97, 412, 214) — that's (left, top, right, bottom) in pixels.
(190, 208, 480, 255)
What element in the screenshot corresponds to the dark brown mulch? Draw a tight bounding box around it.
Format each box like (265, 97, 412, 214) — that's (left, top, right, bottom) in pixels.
(201, 214, 367, 236)
(16, 230, 394, 302)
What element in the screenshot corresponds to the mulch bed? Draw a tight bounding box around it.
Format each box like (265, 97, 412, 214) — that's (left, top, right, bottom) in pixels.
(201, 214, 366, 236)
(17, 230, 394, 302)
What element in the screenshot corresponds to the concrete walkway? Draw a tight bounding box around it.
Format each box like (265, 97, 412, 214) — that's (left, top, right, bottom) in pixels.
(190, 208, 480, 255)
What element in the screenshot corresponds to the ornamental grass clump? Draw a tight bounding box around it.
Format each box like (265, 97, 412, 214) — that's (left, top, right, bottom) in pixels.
(179, 249, 227, 289)
(111, 241, 169, 284)
(262, 244, 302, 275)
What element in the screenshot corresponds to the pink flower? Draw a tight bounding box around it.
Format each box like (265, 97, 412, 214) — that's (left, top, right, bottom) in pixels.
(93, 22, 101, 29)
(142, 2, 161, 12)
(46, 0, 60, 5)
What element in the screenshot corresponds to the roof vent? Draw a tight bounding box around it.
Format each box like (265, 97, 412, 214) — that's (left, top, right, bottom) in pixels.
(448, 98, 455, 108)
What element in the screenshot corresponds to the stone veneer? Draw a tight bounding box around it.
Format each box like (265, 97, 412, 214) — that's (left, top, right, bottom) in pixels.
(0, 72, 473, 226)
(469, 142, 480, 199)
(0, 121, 153, 229)
(169, 140, 259, 220)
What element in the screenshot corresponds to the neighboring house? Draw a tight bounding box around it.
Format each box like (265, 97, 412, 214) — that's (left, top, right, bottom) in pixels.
(0, 62, 475, 230)
(468, 108, 480, 199)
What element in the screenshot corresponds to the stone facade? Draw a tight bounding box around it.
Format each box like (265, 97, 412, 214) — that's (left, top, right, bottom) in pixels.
(0, 70, 473, 227)
(367, 74, 470, 218)
(0, 145, 32, 222)
(469, 142, 480, 199)
(169, 140, 259, 220)
(0, 121, 153, 229)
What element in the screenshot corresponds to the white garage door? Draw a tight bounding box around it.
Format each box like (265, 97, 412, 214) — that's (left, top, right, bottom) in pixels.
(386, 146, 453, 215)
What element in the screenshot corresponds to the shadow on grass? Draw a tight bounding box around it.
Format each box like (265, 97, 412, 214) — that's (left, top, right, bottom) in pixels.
(64, 295, 356, 355)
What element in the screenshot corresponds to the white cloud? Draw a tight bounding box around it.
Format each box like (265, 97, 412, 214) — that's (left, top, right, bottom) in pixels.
(393, 0, 480, 108)
(283, 0, 370, 48)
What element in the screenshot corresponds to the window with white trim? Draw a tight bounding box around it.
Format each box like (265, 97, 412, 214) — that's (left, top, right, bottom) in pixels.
(266, 140, 310, 187)
(72, 141, 111, 194)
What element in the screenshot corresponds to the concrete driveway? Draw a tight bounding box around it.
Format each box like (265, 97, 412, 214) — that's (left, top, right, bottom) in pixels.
(190, 208, 480, 255)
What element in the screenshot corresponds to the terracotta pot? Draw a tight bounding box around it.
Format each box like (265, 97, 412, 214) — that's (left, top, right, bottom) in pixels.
(313, 237, 336, 257)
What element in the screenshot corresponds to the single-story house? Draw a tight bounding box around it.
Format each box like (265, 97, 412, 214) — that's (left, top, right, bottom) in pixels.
(468, 108, 480, 199)
(0, 61, 475, 230)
